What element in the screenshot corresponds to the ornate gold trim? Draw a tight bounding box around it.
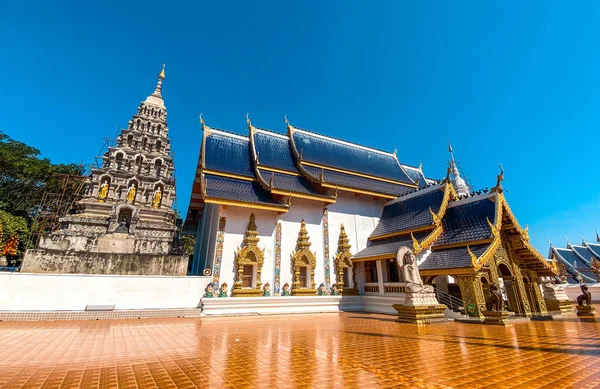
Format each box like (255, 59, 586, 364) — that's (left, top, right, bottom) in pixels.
(320, 183, 397, 199)
(370, 224, 436, 242)
(334, 224, 356, 294)
(432, 238, 495, 250)
(203, 170, 256, 182)
(233, 214, 264, 297)
(302, 161, 418, 188)
(270, 189, 336, 203)
(258, 166, 299, 176)
(203, 197, 288, 212)
(291, 220, 317, 295)
(420, 267, 476, 276)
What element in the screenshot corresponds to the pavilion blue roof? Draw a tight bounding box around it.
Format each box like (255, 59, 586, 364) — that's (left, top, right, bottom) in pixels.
(571, 245, 595, 265)
(204, 132, 254, 178)
(253, 130, 297, 172)
(586, 243, 600, 259)
(369, 185, 445, 239)
(256, 169, 334, 199)
(303, 166, 413, 197)
(420, 244, 489, 270)
(403, 166, 430, 188)
(552, 247, 597, 283)
(432, 196, 496, 247)
(290, 129, 414, 184)
(353, 232, 429, 260)
(204, 174, 287, 209)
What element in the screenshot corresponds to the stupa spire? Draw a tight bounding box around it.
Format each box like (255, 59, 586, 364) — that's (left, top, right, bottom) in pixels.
(447, 141, 470, 197)
(144, 65, 166, 108)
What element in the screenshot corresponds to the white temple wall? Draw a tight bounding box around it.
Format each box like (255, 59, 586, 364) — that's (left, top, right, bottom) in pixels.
(279, 198, 325, 288)
(219, 207, 277, 291)
(328, 192, 384, 285)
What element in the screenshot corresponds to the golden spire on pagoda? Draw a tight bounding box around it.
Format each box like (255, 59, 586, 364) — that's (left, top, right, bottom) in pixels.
(296, 220, 312, 251)
(337, 224, 351, 254)
(159, 63, 166, 79)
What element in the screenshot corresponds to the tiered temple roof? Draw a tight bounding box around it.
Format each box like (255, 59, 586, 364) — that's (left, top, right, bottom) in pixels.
(184, 116, 434, 232)
(354, 169, 557, 277)
(549, 235, 600, 284)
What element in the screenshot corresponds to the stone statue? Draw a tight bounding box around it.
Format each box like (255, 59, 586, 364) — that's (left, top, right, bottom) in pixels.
(204, 283, 214, 298)
(219, 283, 228, 298)
(317, 283, 327, 296)
(577, 283, 592, 306)
(397, 247, 433, 293)
(281, 283, 290, 296)
(152, 187, 162, 208)
(331, 284, 339, 296)
(263, 282, 271, 297)
(126, 183, 136, 204)
(98, 180, 109, 201)
(486, 283, 504, 311)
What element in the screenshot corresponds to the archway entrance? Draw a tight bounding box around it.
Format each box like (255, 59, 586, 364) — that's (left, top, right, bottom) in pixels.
(497, 263, 523, 315)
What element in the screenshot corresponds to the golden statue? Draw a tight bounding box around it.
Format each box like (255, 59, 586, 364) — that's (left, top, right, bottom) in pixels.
(152, 188, 162, 208)
(98, 181, 109, 201)
(126, 183, 136, 204)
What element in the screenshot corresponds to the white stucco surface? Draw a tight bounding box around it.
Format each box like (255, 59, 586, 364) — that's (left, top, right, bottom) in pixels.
(0, 273, 211, 311)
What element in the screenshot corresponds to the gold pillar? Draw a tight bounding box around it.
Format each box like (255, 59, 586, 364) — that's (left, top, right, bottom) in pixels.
(511, 263, 532, 317)
(456, 274, 486, 317)
(527, 271, 548, 316)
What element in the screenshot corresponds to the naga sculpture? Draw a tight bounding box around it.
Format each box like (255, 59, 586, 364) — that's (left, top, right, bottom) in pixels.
(486, 283, 504, 311)
(577, 283, 592, 306)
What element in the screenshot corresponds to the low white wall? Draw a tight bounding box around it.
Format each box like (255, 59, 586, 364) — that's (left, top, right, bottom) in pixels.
(201, 296, 362, 316)
(361, 295, 406, 315)
(564, 284, 600, 303)
(0, 273, 211, 311)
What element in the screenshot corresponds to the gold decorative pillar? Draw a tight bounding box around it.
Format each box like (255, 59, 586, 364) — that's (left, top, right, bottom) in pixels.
(511, 262, 532, 317)
(527, 271, 548, 316)
(456, 274, 486, 317)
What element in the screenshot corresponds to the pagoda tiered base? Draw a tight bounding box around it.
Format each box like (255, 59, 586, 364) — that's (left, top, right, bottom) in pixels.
(482, 310, 511, 326)
(576, 305, 599, 322)
(545, 299, 574, 314)
(392, 304, 447, 324)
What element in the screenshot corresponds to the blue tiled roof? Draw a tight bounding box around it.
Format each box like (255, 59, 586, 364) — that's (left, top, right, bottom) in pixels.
(370, 185, 445, 239)
(571, 246, 595, 265)
(420, 244, 489, 270)
(556, 248, 590, 270)
(304, 166, 413, 197)
(257, 169, 333, 198)
(253, 131, 297, 172)
(204, 133, 254, 177)
(353, 232, 429, 259)
(292, 130, 413, 184)
(433, 197, 496, 247)
(204, 174, 285, 207)
(403, 167, 428, 189)
(587, 244, 600, 259)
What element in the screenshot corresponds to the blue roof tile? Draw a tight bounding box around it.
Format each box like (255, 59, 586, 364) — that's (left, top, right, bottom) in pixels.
(370, 186, 445, 238)
(253, 131, 297, 172)
(403, 167, 428, 188)
(585, 243, 600, 259)
(292, 130, 413, 183)
(204, 133, 254, 177)
(204, 174, 285, 207)
(257, 169, 333, 198)
(571, 245, 596, 265)
(420, 244, 489, 270)
(304, 166, 413, 196)
(556, 248, 590, 270)
(554, 248, 597, 283)
(353, 232, 429, 260)
(433, 197, 496, 247)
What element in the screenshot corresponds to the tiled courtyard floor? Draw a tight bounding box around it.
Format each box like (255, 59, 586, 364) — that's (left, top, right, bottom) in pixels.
(0, 313, 599, 389)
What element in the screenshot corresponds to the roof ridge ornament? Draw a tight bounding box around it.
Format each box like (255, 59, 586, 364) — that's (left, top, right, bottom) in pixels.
(565, 235, 570, 246)
(596, 229, 600, 243)
(246, 113, 252, 129)
(285, 113, 289, 127)
(548, 238, 552, 247)
(491, 164, 504, 194)
(467, 245, 478, 267)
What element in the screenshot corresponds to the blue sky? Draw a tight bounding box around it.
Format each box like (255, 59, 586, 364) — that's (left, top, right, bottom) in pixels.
(1, 1, 599, 253)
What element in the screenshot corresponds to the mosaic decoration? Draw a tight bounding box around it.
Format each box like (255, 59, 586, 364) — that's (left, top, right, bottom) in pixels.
(212, 217, 227, 285)
(322, 208, 331, 287)
(274, 222, 282, 295)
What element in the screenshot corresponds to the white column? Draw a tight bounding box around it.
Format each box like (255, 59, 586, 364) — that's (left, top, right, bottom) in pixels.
(376, 260, 385, 295)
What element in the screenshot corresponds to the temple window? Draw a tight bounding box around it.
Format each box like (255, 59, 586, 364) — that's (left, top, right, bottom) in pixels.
(232, 214, 264, 297)
(334, 224, 357, 294)
(291, 220, 317, 295)
(136, 119, 140, 130)
(135, 156, 143, 173)
(115, 153, 123, 170)
(155, 160, 162, 177)
(157, 125, 162, 135)
(364, 261, 378, 283)
(141, 138, 147, 150)
(127, 135, 133, 146)
(155, 141, 161, 152)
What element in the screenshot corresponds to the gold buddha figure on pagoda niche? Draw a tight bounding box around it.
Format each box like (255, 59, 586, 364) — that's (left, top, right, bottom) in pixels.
(152, 187, 162, 208)
(126, 183, 136, 204)
(98, 180, 109, 201)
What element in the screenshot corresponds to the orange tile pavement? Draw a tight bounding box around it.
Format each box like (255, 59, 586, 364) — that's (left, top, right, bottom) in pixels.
(0, 312, 600, 389)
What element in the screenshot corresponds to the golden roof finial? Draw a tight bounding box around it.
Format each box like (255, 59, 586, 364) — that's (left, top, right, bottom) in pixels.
(418, 161, 423, 172)
(467, 245, 478, 267)
(246, 113, 252, 128)
(284, 113, 289, 126)
(393, 147, 397, 157)
(199, 113, 205, 127)
(492, 164, 504, 194)
(159, 63, 166, 79)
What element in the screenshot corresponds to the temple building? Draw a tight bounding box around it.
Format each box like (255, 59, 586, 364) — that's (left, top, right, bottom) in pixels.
(549, 235, 600, 284)
(185, 116, 558, 317)
(22, 67, 186, 276)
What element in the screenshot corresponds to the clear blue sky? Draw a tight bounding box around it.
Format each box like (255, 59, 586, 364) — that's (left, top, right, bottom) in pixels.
(1, 1, 599, 254)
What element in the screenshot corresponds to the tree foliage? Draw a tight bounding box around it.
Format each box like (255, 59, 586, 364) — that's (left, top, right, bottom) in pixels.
(182, 234, 196, 256)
